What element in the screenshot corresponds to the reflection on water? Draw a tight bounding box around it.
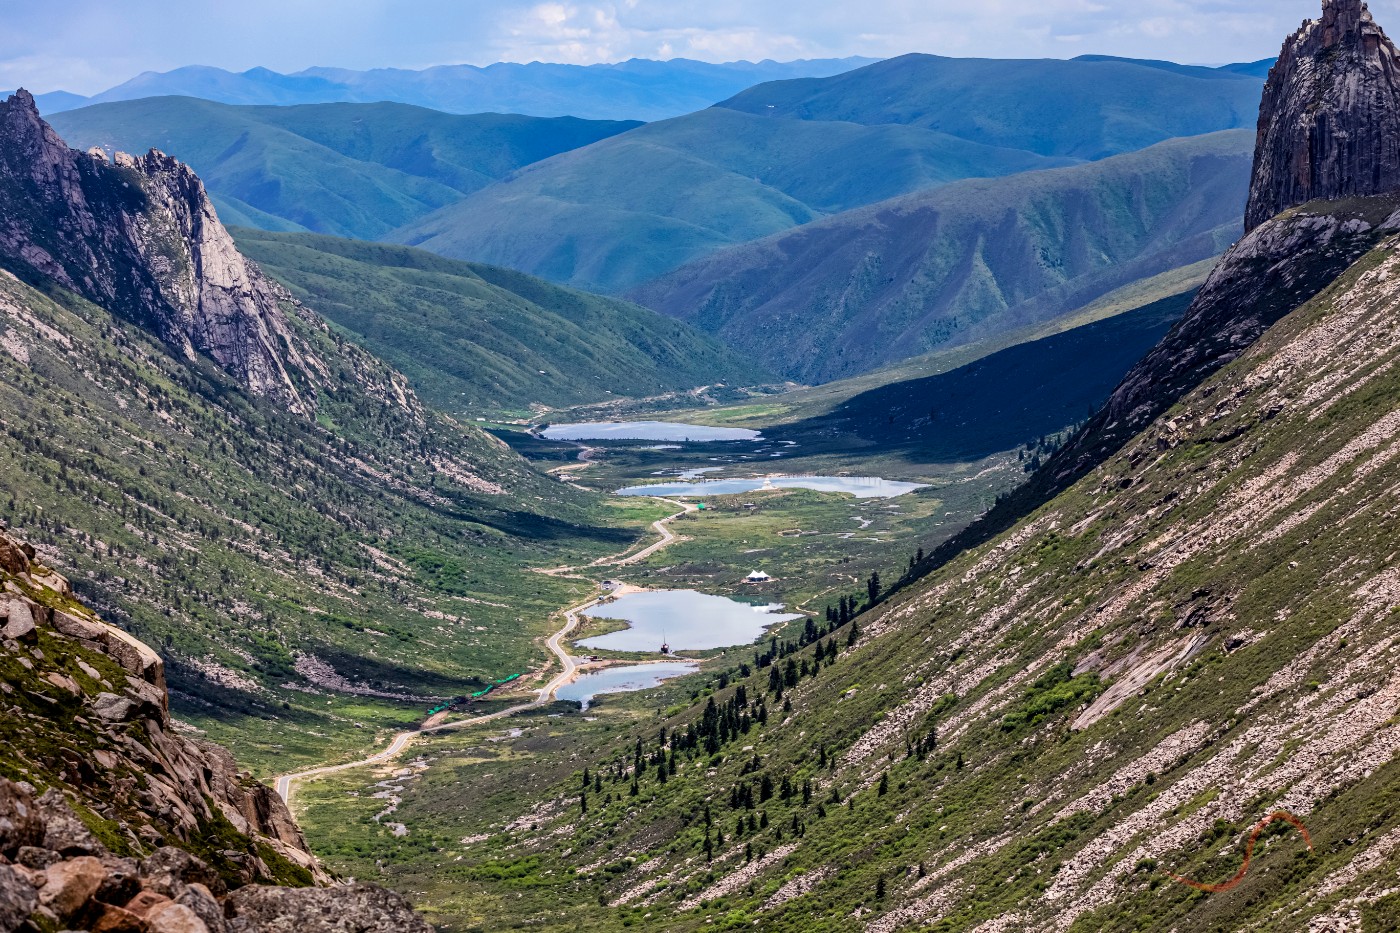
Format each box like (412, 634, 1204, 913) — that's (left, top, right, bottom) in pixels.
(556, 661, 699, 709)
(541, 421, 761, 442)
(616, 475, 928, 500)
(580, 590, 802, 652)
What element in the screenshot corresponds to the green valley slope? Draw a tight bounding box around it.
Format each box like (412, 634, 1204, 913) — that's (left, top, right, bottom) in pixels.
(311, 198, 1400, 933)
(634, 131, 1253, 382)
(0, 91, 643, 777)
(233, 230, 771, 415)
(388, 54, 1261, 294)
(49, 97, 639, 239)
(387, 107, 1071, 293)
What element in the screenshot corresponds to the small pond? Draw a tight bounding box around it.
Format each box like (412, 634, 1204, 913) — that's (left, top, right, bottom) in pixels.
(556, 662, 699, 710)
(616, 476, 928, 500)
(579, 590, 802, 652)
(541, 421, 761, 442)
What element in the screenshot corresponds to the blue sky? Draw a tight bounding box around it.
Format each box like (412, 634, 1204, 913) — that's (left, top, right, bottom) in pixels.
(1, 0, 1385, 95)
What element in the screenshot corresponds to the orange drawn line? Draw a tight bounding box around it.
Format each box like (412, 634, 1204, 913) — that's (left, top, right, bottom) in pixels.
(1166, 811, 1313, 894)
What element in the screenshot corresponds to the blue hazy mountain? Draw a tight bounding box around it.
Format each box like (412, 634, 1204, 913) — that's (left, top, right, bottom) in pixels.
(17, 57, 881, 121)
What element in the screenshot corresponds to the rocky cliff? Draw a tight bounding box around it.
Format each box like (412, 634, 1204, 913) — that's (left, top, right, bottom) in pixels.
(0, 90, 312, 413)
(0, 525, 432, 931)
(1245, 0, 1400, 231)
(972, 0, 1400, 528)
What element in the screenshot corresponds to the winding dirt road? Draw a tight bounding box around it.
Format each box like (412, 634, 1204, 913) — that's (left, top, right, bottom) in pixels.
(274, 500, 696, 803)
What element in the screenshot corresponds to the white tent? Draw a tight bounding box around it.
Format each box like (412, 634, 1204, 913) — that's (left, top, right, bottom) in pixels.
(746, 570, 772, 583)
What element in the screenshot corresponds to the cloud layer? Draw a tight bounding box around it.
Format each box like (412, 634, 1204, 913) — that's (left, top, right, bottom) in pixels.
(2, 0, 1380, 95)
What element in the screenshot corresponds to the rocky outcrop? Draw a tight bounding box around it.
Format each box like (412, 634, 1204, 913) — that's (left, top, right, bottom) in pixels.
(0, 91, 310, 412)
(0, 525, 322, 886)
(982, 0, 1400, 516)
(1245, 0, 1400, 231)
(0, 779, 431, 933)
(1042, 197, 1398, 487)
(1, 524, 438, 929)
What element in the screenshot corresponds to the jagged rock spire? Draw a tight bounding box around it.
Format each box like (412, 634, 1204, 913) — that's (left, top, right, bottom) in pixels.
(0, 90, 313, 413)
(1245, 0, 1400, 230)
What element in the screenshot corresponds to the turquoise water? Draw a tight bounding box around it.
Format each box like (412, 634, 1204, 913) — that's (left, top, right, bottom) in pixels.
(580, 590, 802, 652)
(616, 475, 928, 500)
(541, 421, 761, 442)
(556, 662, 699, 709)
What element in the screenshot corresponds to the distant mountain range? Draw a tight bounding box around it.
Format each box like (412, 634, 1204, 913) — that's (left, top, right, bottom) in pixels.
(49, 99, 638, 240)
(387, 106, 1074, 293)
(717, 53, 1267, 160)
(4, 57, 880, 122)
(389, 53, 1266, 294)
(36, 50, 1273, 384)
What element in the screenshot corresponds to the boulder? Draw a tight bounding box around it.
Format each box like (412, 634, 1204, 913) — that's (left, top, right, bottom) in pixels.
(95, 855, 142, 906)
(124, 889, 175, 918)
(16, 845, 58, 869)
(0, 534, 29, 575)
(146, 902, 212, 933)
(51, 608, 107, 642)
(0, 598, 35, 643)
(101, 625, 167, 691)
(140, 847, 225, 898)
(36, 789, 100, 856)
(92, 692, 138, 723)
(0, 778, 42, 856)
(38, 854, 106, 921)
(90, 903, 147, 933)
(222, 883, 433, 933)
(0, 863, 38, 933)
(178, 882, 227, 933)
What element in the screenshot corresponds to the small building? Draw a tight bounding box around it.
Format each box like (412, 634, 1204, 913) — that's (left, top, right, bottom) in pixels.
(745, 570, 772, 584)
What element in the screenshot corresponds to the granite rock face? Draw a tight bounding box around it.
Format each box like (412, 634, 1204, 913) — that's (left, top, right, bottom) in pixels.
(0, 90, 309, 412)
(0, 525, 325, 887)
(1009, 0, 1400, 503)
(1245, 0, 1400, 230)
(0, 778, 429, 933)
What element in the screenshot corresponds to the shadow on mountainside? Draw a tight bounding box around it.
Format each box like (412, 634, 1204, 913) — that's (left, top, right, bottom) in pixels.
(769, 292, 1191, 464)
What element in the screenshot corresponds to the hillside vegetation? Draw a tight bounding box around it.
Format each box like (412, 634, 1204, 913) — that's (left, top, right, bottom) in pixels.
(718, 53, 1264, 159)
(49, 98, 639, 238)
(234, 230, 771, 415)
(635, 131, 1253, 382)
(304, 197, 1400, 933)
(387, 107, 1071, 293)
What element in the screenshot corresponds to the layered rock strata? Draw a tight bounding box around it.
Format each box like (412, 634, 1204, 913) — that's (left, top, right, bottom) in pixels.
(1245, 0, 1400, 230)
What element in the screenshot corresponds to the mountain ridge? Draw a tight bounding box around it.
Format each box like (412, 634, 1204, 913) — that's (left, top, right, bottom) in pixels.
(232, 229, 772, 414)
(49, 97, 639, 240)
(633, 130, 1253, 383)
(12, 57, 881, 121)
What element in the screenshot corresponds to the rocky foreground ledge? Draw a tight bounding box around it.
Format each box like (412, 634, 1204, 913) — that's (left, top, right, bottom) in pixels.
(0, 777, 429, 932)
(0, 525, 433, 932)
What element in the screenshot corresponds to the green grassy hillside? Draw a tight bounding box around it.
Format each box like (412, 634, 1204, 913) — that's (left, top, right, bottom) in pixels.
(292, 201, 1400, 933)
(387, 107, 1071, 293)
(49, 98, 639, 239)
(635, 131, 1252, 382)
(233, 230, 771, 416)
(719, 53, 1263, 159)
(0, 260, 643, 776)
